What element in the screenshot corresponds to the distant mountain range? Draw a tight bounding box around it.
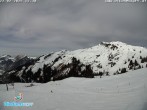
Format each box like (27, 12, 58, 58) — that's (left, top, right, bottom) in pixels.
(1, 41, 147, 83)
(0, 55, 35, 72)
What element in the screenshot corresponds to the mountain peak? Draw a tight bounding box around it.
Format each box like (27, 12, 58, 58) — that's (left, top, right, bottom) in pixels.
(0, 55, 11, 58)
(101, 41, 127, 46)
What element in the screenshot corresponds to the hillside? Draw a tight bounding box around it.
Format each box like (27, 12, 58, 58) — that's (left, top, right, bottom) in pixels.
(4, 41, 147, 83)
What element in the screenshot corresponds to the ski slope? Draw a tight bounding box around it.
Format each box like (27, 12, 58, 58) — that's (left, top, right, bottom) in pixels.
(0, 68, 147, 110)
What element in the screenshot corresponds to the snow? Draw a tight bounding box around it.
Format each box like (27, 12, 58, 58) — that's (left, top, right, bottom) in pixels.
(0, 68, 147, 110)
(31, 50, 68, 73)
(27, 41, 147, 76)
(1, 41, 147, 80)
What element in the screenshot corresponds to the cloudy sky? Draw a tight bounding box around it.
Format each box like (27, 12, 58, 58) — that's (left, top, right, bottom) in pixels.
(0, 0, 147, 56)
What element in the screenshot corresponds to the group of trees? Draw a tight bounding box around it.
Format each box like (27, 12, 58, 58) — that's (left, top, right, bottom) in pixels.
(128, 60, 141, 70)
(5, 55, 147, 84)
(101, 42, 118, 50)
(6, 56, 121, 83)
(21, 65, 57, 83)
(51, 57, 95, 81)
(141, 57, 147, 63)
(68, 57, 94, 78)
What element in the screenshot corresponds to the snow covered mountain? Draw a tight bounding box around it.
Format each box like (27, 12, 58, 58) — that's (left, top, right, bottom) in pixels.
(0, 55, 34, 72)
(4, 41, 147, 83)
(0, 55, 35, 83)
(0, 55, 14, 72)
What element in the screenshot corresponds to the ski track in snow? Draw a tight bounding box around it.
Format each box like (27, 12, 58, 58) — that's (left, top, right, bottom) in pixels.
(0, 68, 147, 110)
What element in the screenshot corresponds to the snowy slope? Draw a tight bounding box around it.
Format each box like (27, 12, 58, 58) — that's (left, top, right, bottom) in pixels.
(0, 68, 147, 110)
(54, 41, 147, 73)
(6, 41, 147, 83)
(29, 41, 147, 74)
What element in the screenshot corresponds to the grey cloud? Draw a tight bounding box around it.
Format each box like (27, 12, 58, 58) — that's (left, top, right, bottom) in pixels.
(0, 0, 147, 56)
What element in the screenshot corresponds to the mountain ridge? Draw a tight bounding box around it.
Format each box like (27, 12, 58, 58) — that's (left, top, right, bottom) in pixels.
(1, 41, 147, 83)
